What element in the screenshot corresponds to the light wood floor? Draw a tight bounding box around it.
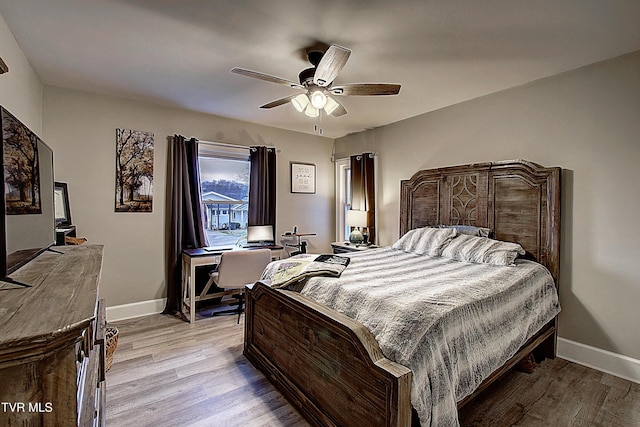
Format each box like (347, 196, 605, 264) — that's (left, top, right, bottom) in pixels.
(106, 313, 640, 427)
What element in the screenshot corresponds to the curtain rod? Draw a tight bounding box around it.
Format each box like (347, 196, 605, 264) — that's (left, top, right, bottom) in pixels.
(332, 152, 378, 161)
(198, 140, 249, 150)
(198, 139, 280, 152)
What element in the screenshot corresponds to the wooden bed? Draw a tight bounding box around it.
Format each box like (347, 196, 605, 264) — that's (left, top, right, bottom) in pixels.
(244, 160, 561, 427)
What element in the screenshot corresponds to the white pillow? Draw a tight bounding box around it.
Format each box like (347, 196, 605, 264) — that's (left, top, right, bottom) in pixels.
(441, 234, 525, 266)
(392, 227, 458, 257)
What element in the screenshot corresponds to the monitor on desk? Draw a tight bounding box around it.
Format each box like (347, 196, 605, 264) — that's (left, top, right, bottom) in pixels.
(246, 225, 274, 246)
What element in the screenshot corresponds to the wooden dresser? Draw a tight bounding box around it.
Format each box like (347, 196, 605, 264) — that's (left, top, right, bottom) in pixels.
(0, 245, 105, 426)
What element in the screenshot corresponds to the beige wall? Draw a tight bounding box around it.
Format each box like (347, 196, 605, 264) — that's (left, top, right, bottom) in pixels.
(2, 12, 334, 311)
(41, 86, 334, 307)
(0, 13, 42, 133)
(336, 51, 640, 361)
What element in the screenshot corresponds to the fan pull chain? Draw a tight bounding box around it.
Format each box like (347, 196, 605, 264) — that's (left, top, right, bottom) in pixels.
(314, 111, 324, 135)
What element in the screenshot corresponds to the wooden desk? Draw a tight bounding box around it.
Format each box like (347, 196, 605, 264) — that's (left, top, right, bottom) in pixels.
(181, 245, 283, 323)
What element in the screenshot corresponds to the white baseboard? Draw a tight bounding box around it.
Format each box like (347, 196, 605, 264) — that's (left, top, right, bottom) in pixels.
(558, 337, 640, 384)
(106, 298, 167, 322)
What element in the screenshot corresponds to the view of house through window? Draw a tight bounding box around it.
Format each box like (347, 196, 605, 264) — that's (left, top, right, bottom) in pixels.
(198, 143, 250, 247)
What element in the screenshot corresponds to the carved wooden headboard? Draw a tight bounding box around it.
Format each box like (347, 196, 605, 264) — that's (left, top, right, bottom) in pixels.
(399, 160, 561, 282)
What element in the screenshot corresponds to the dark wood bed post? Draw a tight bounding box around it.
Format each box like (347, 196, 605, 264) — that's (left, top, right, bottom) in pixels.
(245, 159, 561, 427)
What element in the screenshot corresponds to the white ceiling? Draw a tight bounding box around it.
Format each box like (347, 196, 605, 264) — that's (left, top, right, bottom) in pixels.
(1, 1, 639, 139)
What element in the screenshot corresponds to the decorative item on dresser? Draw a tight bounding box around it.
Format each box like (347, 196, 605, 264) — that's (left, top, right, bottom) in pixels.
(0, 245, 105, 426)
(53, 181, 81, 245)
(55, 225, 76, 245)
(105, 325, 120, 372)
(244, 160, 561, 427)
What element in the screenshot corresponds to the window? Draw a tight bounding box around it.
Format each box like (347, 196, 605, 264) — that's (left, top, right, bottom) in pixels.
(198, 143, 250, 246)
(335, 158, 351, 242)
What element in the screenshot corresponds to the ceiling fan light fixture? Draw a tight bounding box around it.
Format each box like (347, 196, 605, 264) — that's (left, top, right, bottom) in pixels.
(309, 90, 327, 109)
(304, 104, 319, 117)
(323, 96, 339, 115)
(232, 44, 399, 120)
(291, 93, 309, 112)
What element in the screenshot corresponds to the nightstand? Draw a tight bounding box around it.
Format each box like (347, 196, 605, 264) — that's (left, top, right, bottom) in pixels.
(331, 241, 378, 254)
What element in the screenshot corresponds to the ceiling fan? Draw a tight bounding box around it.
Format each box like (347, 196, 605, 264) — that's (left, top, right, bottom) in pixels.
(231, 44, 401, 118)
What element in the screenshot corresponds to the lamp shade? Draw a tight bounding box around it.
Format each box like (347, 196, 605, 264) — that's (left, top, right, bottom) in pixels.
(345, 209, 368, 227)
(324, 96, 339, 115)
(309, 90, 327, 109)
(291, 94, 309, 112)
(304, 104, 319, 117)
(292, 91, 339, 118)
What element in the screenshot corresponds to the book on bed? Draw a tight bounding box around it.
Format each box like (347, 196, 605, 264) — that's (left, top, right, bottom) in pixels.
(261, 254, 351, 290)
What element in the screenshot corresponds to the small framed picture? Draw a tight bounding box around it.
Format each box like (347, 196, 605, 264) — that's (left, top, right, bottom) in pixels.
(54, 182, 72, 227)
(290, 162, 316, 194)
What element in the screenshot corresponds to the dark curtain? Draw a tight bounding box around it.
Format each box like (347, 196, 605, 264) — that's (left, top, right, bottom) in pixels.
(248, 146, 276, 228)
(164, 135, 208, 314)
(350, 152, 376, 243)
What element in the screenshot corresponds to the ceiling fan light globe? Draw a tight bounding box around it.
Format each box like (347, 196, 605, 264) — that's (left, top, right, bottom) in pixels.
(324, 96, 339, 115)
(291, 94, 309, 112)
(310, 90, 327, 109)
(304, 104, 319, 117)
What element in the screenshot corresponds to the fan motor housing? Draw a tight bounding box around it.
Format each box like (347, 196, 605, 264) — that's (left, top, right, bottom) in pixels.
(298, 67, 316, 87)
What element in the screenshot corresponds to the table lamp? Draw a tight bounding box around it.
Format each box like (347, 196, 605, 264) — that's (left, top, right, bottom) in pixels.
(346, 209, 368, 245)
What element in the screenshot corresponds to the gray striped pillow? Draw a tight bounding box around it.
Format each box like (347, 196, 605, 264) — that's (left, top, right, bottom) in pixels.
(441, 234, 525, 266)
(392, 227, 458, 257)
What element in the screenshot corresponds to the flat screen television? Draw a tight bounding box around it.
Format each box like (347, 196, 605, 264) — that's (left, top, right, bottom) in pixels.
(1, 106, 55, 285)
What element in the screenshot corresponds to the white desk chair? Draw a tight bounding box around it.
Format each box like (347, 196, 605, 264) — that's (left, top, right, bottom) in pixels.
(203, 249, 271, 323)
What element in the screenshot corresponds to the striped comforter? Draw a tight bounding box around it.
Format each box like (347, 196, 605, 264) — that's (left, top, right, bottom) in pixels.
(297, 247, 560, 427)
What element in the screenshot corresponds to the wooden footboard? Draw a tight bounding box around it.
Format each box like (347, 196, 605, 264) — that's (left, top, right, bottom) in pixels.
(244, 281, 413, 427)
(244, 281, 557, 427)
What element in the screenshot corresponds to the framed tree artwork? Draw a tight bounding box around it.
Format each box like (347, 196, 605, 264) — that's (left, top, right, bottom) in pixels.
(2, 107, 42, 215)
(115, 128, 154, 212)
(290, 162, 316, 194)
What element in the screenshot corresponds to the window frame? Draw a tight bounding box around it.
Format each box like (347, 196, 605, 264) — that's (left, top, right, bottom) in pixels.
(334, 158, 351, 242)
(197, 142, 251, 245)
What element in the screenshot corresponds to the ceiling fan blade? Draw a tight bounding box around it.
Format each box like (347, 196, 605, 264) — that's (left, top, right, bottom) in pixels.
(314, 45, 351, 87)
(260, 94, 299, 109)
(231, 67, 304, 89)
(329, 101, 347, 117)
(330, 83, 401, 96)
